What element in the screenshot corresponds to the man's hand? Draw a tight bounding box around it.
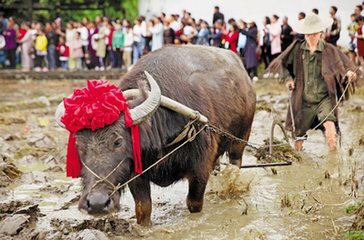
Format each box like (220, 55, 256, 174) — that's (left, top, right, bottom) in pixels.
(286, 80, 295, 91)
(346, 70, 358, 83)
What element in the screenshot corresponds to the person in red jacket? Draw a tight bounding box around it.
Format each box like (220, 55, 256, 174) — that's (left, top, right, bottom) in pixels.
(222, 23, 239, 53)
(56, 36, 69, 70)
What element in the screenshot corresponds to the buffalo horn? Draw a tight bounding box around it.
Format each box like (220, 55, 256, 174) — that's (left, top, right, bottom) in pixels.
(123, 91, 209, 124)
(128, 71, 162, 125)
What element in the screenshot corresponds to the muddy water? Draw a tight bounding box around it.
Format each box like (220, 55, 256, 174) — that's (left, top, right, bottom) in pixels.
(0, 79, 363, 239)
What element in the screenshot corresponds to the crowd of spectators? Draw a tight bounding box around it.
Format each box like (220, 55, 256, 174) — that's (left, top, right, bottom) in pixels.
(0, 3, 362, 80)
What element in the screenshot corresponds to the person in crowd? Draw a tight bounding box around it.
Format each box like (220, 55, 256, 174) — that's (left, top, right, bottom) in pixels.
(88, 21, 99, 69)
(94, 23, 106, 70)
(312, 8, 319, 15)
(45, 22, 58, 70)
(281, 16, 294, 51)
(268, 13, 357, 151)
(180, 19, 196, 44)
(112, 23, 124, 69)
(123, 22, 133, 69)
(144, 19, 153, 53)
(181, 10, 192, 25)
(17, 23, 27, 42)
(69, 31, 83, 70)
(163, 17, 176, 45)
(149, 16, 164, 51)
(227, 18, 236, 26)
(170, 15, 180, 33)
(209, 19, 223, 47)
(361, 2, 364, 16)
(104, 19, 114, 69)
(78, 20, 89, 69)
(222, 22, 239, 53)
(3, 18, 17, 69)
(132, 16, 146, 64)
(354, 5, 363, 18)
(261, 16, 271, 69)
(56, 36, 69, 70)
(17, 22, 33, 71)
(196, 20, 209, 45)
(34, 27, 48, 71)
(269, 14, 282, 61)
(65, 22, 76, 46)
(95, 16, 102, 29)
(0, 33, 6, 68)
(160, 12, 166, 24)
(348, 13, 359, 63)
(293, 12, 306, 40)
(326, 6, 341, 46)
(213, 6, 224, 24)
(0, 12, 8, 34)
(241, 20, 258, 81)
(356, 16, 364, 66)
(237, 20, 247, 61)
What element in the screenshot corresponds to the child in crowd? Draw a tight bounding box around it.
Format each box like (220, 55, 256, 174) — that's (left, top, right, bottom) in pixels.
(123, 23, 134, 69)
(56, 36, 69, 70)
(69, 31, 83, 70)
(34, 28, 48, 71)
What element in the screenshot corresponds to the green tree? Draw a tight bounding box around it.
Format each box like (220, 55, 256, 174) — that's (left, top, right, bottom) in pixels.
(1, 0, 139, 23)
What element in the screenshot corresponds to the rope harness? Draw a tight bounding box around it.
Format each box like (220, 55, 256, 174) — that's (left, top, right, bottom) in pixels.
(81, 72, 356, 196)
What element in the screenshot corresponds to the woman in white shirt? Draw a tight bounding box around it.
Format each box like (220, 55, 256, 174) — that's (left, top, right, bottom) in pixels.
(149, 17, 164, 51)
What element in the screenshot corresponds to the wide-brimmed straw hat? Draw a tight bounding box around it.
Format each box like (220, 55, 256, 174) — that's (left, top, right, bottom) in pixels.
(293, 13, 333, 34)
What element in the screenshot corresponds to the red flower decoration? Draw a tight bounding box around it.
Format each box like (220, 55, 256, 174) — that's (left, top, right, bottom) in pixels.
(61, 80, 127, 132)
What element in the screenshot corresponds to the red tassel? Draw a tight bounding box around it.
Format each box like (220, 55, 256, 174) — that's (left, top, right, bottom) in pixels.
(131, 125, 142, 174)
(66, 133, 82, 178)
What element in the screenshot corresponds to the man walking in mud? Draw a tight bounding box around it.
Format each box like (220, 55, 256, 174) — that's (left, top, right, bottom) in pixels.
(268, 13, 358, 151)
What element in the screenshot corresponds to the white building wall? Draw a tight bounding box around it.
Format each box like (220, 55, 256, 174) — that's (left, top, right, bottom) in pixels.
(139, 0, 358, 47)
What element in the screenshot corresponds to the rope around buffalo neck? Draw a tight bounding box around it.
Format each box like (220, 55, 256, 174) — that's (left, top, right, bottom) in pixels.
(109, 124, 208, 196)
(80, 122, 208, 197)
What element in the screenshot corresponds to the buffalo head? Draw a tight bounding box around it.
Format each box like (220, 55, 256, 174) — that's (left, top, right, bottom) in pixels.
(55, 72, 161, 215)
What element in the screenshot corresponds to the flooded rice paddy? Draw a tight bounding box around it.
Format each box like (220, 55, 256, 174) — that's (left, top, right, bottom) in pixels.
(0, 79, 363, 240)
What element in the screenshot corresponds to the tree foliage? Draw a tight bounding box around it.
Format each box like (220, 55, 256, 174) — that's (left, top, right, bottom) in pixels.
(1, 0, 139, 23)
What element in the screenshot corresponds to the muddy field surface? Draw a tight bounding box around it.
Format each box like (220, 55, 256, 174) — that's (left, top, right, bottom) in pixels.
(0, 79, 363, 240)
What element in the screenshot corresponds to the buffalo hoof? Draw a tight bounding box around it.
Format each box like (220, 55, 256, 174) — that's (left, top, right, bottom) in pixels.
(135, 201, 152, 227)
(187, 198, 203, 213)
(229, 159, 242, 168)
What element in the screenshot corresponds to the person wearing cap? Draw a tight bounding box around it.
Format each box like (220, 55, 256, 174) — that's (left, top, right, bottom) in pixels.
(268, 13, 358, 151)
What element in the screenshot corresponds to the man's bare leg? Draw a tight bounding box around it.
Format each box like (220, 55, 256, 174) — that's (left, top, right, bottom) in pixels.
(323, 121, 337, 151)
(294, 140, 304, 151)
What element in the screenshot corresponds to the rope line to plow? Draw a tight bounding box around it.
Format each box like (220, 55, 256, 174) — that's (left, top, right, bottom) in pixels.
(81, 73, 356, 195)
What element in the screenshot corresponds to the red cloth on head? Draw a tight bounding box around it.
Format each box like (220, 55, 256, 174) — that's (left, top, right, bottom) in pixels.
(61, 80, 142, 178)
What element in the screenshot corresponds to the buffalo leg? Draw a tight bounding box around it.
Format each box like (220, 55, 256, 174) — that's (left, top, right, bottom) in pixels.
(228, 127, 252, 167)
(128, 178, 152, 226)
(186, 175, 208, 213)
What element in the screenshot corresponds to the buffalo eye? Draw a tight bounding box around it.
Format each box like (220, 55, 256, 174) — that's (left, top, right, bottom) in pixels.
(113, 138, 123, 148)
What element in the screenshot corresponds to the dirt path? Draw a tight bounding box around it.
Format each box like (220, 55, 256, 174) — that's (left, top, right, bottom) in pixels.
(0, 79, 363, 239)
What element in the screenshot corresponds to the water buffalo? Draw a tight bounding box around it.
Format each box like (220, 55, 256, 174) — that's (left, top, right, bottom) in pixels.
(56, 45, 256, 226)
